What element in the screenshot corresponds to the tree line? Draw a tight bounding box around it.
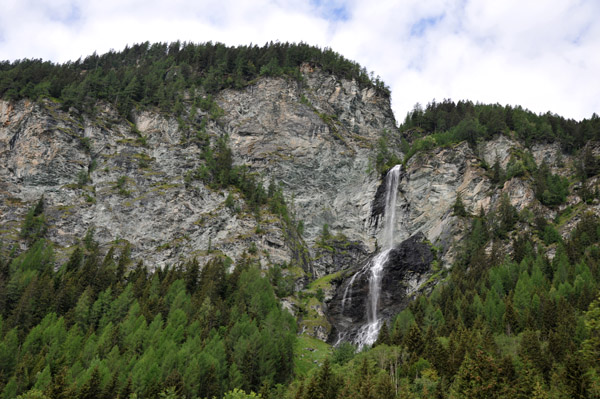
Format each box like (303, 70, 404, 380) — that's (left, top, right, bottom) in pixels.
(0, 41, 389, 120)
(401, 99, 600, 153)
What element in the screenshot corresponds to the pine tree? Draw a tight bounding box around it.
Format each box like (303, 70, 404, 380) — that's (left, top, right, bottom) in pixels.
(119, 377, 133, 399)
(404, 324, 424, 358)
(306, 358, 339, 399)
(102, 372, 119, 399)
(503, 297, 519, 336)
(185, 258, 199, 294)
(531, 380, 550, 399)
(496, 193, 518, 238)
(452, 193, 468, 217)
(563, 353, 589, 399)
(20, 197, 47, 242)
(582, 295, 600, 368)
(355, 358, 375, 399)
(374, 321, 391, 347)
(294, 381, 304, 399)
(79, 367, 101, 399)
(519, 330, 549, 376)
(375, 373, 396, 399)
(449, 349, 512, 399)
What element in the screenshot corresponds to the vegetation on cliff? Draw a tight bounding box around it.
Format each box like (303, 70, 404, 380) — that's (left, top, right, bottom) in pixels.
(0, 41, 389, 120)
(401, 99, 600, 153)
(5, 198, 600, 398)
(278, 210, 600, 398)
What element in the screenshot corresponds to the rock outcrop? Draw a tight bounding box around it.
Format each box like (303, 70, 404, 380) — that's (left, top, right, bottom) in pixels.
(221, 69, 396, 248)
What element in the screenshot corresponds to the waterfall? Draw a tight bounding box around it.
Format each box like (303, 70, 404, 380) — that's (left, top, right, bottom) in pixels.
(381, 165, 401, 249)
(342, 165, 402, 349)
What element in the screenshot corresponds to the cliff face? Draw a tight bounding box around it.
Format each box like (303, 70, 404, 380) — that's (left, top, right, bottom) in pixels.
(221, 65, 396, 250)
(0, 67, 394, 274)
(370, 136, 583, 266)
(327, 233, 434, 344)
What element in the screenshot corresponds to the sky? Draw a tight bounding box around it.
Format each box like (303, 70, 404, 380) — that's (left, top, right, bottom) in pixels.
(1, 0, 599, 122)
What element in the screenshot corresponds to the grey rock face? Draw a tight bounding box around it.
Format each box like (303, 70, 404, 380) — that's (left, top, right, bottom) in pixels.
(219, 71, 396, 250)
(0, 99, 289, 269)
(312, 236, 370, 279)
(389, 137, 579, 266)
(0, 68, 395, 275)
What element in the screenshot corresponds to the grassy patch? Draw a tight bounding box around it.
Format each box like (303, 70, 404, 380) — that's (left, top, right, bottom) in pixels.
(113, 176, 131, 197)
(5, 197, 23, 206)
(285, 265, 307, 279)
(293, 335, 333, 377)
(555, 202, 585, 228)
(151, 182, 179, 191)
(494, 334, 521, 359)
(155, 235, 191, 252)
(297, 295, 332, 339)
(134, 152, 153, 169)
(116, 138, 146, 147)
(307, 271, 342, 292)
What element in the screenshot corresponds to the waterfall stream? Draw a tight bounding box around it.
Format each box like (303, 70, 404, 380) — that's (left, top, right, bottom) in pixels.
(340, 165, 402, 349)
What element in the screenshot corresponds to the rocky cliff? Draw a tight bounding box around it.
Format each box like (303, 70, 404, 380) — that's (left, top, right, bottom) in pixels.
(0, 66, 393, 274)
(324, 134, 600, 343)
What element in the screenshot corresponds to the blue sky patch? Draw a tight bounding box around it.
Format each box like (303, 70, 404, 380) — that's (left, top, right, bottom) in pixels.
(410, 14, 445, 37)
(310, 0, 350, 22)
(47, 3, 81, 24)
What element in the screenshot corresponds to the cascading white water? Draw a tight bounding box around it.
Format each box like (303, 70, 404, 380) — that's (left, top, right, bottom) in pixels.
(381, 165, 401, 249)
(353, 164, 402, 348)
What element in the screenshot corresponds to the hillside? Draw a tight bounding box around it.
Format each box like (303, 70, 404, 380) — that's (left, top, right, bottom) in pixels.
(1, 42, 600, 398)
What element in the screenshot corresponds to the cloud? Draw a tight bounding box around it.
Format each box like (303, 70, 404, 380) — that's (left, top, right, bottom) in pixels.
(0, 0, 599, 121)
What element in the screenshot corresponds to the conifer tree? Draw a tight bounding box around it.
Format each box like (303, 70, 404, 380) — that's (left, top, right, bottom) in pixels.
(452, 194, 468, 217)
(306, 358, 339, 399)
(374, 321, 391, 347)
(404, 324, 424, 358)
(45, 368, 70, 399)
(20, 197, 47, 242)
(503, 297, 519, 336)
(78, 367, 101, 399)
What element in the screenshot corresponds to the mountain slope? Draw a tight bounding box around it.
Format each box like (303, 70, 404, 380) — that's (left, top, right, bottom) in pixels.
(2, 42, 600, 398)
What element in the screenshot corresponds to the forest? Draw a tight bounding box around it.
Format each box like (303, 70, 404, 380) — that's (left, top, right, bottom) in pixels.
(0, 194, 299, 399)
(0, 41, 389, 121)
(401, 100, 600, 154)
(5, 186, 600, 398)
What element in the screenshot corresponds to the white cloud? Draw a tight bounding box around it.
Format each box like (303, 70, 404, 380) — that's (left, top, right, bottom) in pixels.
(0, 0, 598, 121)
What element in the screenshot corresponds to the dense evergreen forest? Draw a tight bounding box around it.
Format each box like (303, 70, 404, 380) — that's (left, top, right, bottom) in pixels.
(0, 41, 389, 120)
(5, 189, 600, 398)
(310, 209, 600, 398)
(3, 42, 600, 398)
(401, 100, 600, 154)
(0, 193, 300, 399)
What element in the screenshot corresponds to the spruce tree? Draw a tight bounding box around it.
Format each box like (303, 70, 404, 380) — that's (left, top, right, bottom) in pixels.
(78, 367, 101, 399)
(374, 321, 391, 347)
(452, 193, 468, 217)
